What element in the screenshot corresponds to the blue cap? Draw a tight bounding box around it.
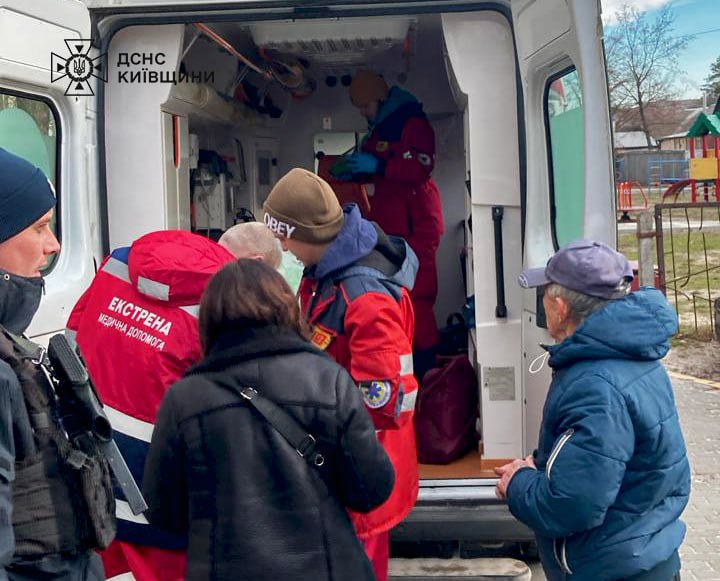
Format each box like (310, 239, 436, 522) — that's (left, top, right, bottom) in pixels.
(0, 148, 56, 243)
(518, 239, 633, 299)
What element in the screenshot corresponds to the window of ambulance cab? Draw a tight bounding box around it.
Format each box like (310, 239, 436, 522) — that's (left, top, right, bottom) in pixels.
(0, 91, 61, 271)
(545, 68, 584, 247)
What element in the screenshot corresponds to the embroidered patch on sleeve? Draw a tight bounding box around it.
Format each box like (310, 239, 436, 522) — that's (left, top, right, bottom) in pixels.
(417, 153, 432, 166)
(310, 326, 333, 351)
(359, 380, 392, 409)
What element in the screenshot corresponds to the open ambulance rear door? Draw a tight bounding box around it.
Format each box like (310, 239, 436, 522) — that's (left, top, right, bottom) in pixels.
(0, 0, 99, 341)
(512, 0, 615, 453)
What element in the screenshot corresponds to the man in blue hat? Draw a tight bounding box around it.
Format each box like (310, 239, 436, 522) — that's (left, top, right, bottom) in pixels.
(496, 239, 690, 581)
(0, 147, 105, 580)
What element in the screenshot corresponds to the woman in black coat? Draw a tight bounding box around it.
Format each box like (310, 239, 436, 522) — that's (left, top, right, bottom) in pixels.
(143, 259, 395, 581)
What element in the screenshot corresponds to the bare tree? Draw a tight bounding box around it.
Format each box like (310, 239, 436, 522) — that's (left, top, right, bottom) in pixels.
(605, 5, 690, 147)
(702, 55, 720, 108)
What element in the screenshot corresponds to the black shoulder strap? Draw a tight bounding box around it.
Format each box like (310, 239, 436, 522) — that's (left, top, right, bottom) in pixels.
(0, 325, 45, 364)
(198, 375, 325, 469)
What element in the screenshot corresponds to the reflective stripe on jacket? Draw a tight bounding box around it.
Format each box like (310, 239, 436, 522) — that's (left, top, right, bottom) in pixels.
(66, 231, 235, 558)
(299, 207, 420, 537)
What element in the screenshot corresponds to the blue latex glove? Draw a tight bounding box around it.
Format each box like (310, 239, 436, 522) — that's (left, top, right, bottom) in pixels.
(345, 152, 379, 175)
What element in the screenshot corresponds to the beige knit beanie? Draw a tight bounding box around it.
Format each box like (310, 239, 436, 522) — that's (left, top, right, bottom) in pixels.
(263, 168, 344, 243)
(350, 70, 389, 106)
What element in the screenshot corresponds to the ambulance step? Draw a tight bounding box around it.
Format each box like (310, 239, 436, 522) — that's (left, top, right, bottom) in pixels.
(389, 557, 531, 580)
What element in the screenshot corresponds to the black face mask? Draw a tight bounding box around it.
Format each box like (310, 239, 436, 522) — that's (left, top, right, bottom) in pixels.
(0, 270, 43, 334)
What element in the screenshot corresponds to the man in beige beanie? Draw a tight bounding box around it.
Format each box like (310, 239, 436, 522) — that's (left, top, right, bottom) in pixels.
(264, 168, 420, 581)
(342, 69, 444, 385)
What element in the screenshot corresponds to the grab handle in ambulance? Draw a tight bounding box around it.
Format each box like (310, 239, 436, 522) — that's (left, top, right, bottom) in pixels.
(492, 206, 508, 318)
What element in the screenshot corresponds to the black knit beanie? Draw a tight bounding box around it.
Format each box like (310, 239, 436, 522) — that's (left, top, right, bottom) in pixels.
(0, 148, 56, 243)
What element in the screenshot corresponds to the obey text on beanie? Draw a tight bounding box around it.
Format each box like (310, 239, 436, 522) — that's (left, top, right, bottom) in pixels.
(263, 168, 343, 243)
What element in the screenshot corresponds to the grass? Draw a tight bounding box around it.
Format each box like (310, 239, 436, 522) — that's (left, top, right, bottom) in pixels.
(617, 214, 720, 340)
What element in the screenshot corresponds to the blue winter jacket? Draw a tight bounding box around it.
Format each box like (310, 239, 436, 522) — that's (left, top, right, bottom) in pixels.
(507, 288, 691, 581)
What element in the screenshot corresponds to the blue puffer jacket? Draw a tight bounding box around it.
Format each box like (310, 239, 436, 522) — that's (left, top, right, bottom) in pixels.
(507, 288, 691, 581)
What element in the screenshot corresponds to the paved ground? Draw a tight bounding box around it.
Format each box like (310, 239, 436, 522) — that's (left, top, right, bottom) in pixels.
(673, 376, 720, 581)
(389, 375, 719, 579)
(525, 375, 720, 581)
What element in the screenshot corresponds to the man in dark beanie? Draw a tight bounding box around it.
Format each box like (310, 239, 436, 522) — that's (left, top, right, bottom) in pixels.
(0, 148, 106, 580)
(264, 167, 420, 581)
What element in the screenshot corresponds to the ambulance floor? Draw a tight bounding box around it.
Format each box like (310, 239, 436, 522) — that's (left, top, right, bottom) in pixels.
(418, 451, 510, 480)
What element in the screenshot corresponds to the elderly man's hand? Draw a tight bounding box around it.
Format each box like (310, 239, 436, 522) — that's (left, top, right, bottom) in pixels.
(494, 455, 536, 499)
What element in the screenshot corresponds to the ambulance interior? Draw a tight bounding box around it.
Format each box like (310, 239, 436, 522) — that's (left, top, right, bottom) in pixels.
(105, 10, 523, 481)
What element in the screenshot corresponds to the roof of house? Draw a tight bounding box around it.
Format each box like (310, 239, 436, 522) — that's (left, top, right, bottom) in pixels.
(687, 112, 720, 137)
(614, 98, 710, 141)
(657, 132, 690, 140)
(614, 131, 656, 149)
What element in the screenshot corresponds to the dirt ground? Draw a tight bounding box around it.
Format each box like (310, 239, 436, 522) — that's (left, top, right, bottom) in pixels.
(664, 338, 719, 380)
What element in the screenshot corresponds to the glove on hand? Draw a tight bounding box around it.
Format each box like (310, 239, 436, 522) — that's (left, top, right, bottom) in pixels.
(345, 152, 379, 175)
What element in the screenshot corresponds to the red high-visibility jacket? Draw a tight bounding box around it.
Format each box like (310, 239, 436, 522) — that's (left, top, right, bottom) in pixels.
(360, 87, 445, 349)
(299, 206, 419, 538)
(66, 231, 236, 581)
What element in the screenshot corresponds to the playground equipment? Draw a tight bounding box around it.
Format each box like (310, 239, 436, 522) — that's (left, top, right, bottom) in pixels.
(661, 179, 693, 202)
(648, 158, 689, 197)
(686, 112, 720, 202)
(616, 180, 648, 221)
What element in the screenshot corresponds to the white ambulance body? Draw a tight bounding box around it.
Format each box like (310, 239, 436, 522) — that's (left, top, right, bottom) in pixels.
(0, 0, 614, 543)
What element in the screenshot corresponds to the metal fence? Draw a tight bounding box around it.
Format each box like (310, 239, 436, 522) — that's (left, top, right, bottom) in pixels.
(615, 151, 688, 186)
(655, 202, 720, 340)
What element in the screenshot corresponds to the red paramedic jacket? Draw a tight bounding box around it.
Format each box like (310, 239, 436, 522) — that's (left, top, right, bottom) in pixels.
(359, 86, 445, 349)
(66, 231, 236, 581)
(299, 205, 419, 538)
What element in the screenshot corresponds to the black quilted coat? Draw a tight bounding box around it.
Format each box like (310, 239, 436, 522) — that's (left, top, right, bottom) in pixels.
(144, 325, 395, 581)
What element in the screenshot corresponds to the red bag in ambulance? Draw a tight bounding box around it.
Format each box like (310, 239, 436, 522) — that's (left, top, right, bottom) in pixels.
(414, 354, 479, 465)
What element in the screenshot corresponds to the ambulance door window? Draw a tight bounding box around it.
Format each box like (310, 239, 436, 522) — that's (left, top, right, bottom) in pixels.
(258, 156, 271, 186)
(545, 68, 584, 247)
(254, 138, 278, 210)
(313, 132, 368, 173)
(0, 90, 60, 270)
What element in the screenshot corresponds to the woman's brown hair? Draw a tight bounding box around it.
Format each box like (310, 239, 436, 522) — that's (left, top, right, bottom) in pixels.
(198, 258, 308, 353)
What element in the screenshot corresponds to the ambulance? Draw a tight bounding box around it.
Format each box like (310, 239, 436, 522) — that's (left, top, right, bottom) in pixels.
(0, 0, 615, 548)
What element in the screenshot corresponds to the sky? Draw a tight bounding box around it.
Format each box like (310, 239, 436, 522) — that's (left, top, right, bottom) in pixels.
(601, 0, 720, 101)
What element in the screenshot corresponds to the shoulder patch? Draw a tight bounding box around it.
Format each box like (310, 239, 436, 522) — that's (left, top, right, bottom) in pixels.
(417, 153, 432, 166)
(359, 380, 392, 409)
(310, 325, 334, 351)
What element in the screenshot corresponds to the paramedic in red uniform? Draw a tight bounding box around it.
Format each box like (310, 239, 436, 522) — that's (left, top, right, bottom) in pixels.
(65, 223, 281, 581)
(343, 69, 444, 381)
(263, 168, 420, 581)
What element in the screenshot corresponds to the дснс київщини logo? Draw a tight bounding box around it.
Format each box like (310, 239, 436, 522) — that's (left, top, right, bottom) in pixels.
(51, 40, 107, 97)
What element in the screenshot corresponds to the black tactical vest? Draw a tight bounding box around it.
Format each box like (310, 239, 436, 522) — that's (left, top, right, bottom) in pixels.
(0, 327, 115, 557)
